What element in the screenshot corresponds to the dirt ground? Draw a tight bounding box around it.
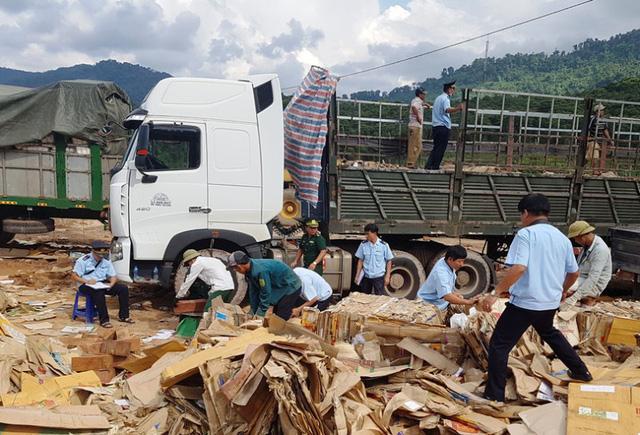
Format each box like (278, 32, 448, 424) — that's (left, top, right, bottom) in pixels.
(1, 218, 633, 342)
(2, 219, 177, 340)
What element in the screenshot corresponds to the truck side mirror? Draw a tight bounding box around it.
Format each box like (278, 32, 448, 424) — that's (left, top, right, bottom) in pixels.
(134, 124, 150, 170)
(133, 124, 157, 183)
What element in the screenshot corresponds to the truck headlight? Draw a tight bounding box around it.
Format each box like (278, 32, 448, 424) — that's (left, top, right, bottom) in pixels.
(110, 239, 123, 261)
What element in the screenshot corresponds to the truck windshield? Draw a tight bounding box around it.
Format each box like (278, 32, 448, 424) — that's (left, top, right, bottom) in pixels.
(111, 129, 139, 173)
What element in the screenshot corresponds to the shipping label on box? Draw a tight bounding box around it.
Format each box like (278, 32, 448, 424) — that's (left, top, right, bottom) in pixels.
(567, 383, 636, 435)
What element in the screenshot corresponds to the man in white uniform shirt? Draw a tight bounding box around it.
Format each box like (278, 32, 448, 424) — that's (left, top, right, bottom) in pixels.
(177, 249, 235, 308)
(290, 267, 332, 317)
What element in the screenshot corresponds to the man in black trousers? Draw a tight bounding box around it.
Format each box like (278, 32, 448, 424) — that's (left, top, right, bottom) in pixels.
(481, 194, 592, 402)
(72, 240, 133, 328)
(425, 80, 464, 170)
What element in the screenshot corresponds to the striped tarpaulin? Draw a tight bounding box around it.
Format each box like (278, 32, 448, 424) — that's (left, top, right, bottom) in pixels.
(284, 66, 338, 205)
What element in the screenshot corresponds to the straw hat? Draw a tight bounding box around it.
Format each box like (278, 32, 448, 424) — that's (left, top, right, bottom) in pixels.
(568, 221, 596, 239)
(182, 249, 200, 263)
(593, 103, 606, 112)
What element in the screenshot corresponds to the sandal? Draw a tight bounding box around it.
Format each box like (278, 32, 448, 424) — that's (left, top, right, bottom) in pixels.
(118, 318, 135, 324)
(101, 322, 113, 328)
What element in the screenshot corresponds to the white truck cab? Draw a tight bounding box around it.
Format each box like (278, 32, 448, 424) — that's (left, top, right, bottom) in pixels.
(109, 75, 284, 285)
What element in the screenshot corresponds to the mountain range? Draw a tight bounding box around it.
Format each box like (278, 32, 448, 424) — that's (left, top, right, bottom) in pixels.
(0, 28, 639, 106)
(0, 60, 170, 105)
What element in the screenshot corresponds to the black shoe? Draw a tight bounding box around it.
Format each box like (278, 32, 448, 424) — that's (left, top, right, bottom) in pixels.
(568, 370, 593, 382)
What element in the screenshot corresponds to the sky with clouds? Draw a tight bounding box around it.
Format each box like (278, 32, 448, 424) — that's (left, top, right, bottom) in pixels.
(0, 0, 638, 95)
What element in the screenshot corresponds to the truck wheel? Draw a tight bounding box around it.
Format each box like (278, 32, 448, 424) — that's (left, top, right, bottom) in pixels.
(0, 231, 14, 245)
(173, 248, 248, 305)
(385, 250, 426, 300)
(2, 218, 54, 234)
(428, 249, 491, 298)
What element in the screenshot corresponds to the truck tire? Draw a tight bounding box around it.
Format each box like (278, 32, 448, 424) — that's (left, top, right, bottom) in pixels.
(427, 249, 491, 298)
(0, 231, 14, 245)
(2, 218, 54, 234)
(384, 250, 426, 300)
(173, 248, 248, 305)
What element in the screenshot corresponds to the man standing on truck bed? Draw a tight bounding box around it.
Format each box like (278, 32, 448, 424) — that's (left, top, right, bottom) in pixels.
(426, 81, 465, 170)
(406, 87, 431, 168)
(290, 219, 327, 275)
(227, 251, 302, 320)
(355, 223, 394, 295)
(72, 240, 133, 328)
(587, 103, 614, 168)
(481, 194, 592, 402)
(564, 220, 612, 306)
(418, 245, 479, 311)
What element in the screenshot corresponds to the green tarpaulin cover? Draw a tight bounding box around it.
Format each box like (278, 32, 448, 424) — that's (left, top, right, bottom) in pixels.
(0, 80, 132, 152)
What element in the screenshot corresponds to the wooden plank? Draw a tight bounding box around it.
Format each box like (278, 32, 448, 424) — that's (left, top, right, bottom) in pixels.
(71, 354, 114, 372)
(174, 299, 207, 314)
(96, 328, 116, 341)
(78, 342, 104, 354)
(160, 328, 279, 388)
(100, 340, 132, 357)
(607, 317, 640, 346)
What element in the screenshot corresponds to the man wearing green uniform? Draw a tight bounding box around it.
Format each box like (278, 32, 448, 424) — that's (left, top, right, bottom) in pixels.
(228, 251, 302, 320)
(290, 219, 327, 276)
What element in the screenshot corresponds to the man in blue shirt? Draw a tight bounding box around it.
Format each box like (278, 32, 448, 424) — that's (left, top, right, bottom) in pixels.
(354, 223, 394, 295)
(482, 194, 592, 402)
(227, 251, 302, 320)
(426, 80, 465, 170)
(72, 240, 133, 328)
(418, 245, 479, 310)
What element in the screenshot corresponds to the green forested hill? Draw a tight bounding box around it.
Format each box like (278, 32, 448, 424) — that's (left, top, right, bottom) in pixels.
(350, 29, 640, 102)
(0, 60, 171, 105)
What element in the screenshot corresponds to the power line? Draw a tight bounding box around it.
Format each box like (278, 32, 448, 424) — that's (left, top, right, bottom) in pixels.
(282, 0, 594, 91)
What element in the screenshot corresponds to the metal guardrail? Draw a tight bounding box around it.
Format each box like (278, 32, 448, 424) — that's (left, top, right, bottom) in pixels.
(335, 89, 640, 176)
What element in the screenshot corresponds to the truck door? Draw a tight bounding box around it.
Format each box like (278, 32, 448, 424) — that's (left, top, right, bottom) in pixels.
(128, 123, 208, 260)
(206, 122, 262, 225)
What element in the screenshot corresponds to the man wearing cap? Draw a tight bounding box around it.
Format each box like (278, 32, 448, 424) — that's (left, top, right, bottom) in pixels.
(72, 241, 132, 328)
(290, 267, 333, 317)
(481, 194, 591, 402)
(587, 104, 614, 167)
(290, 220, 327, 276)
(407, 87, 431, 168)
(565, 221, 612, 306)
(228, 251, 302, 320)
(177, 249, 235, 307)
(426, 81, 465, 170)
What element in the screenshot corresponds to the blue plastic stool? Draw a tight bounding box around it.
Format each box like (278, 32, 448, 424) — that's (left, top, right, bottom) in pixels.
(72, 288, 96, 324)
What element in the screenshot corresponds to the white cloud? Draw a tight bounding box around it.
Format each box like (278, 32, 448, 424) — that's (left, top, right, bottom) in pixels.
(0, 0, 638, 95)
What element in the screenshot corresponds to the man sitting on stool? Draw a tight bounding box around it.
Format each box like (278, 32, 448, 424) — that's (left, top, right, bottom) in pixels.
(177, 249, 235, 309)
(291, 267, 333, 317)
(72, 240, 133, 329)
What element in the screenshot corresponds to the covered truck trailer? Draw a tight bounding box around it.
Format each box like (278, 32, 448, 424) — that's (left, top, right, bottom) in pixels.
(0, 81, 132, 242)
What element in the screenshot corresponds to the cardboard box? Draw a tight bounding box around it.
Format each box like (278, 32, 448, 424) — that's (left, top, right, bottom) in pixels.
(567, 383, 637, 435)
(607, 317, 640, 346)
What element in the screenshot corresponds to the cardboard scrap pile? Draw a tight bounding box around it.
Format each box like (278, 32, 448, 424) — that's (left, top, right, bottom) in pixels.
(0, 291, 637, 434)
(314, 292, 445, 343)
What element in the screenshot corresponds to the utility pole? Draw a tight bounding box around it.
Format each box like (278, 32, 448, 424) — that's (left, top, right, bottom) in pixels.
(482, 39, 489, 83)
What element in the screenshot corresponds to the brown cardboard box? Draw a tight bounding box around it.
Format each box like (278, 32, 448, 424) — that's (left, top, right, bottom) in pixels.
(631, 387, 640, 430)
(567, 383, 636, 435)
